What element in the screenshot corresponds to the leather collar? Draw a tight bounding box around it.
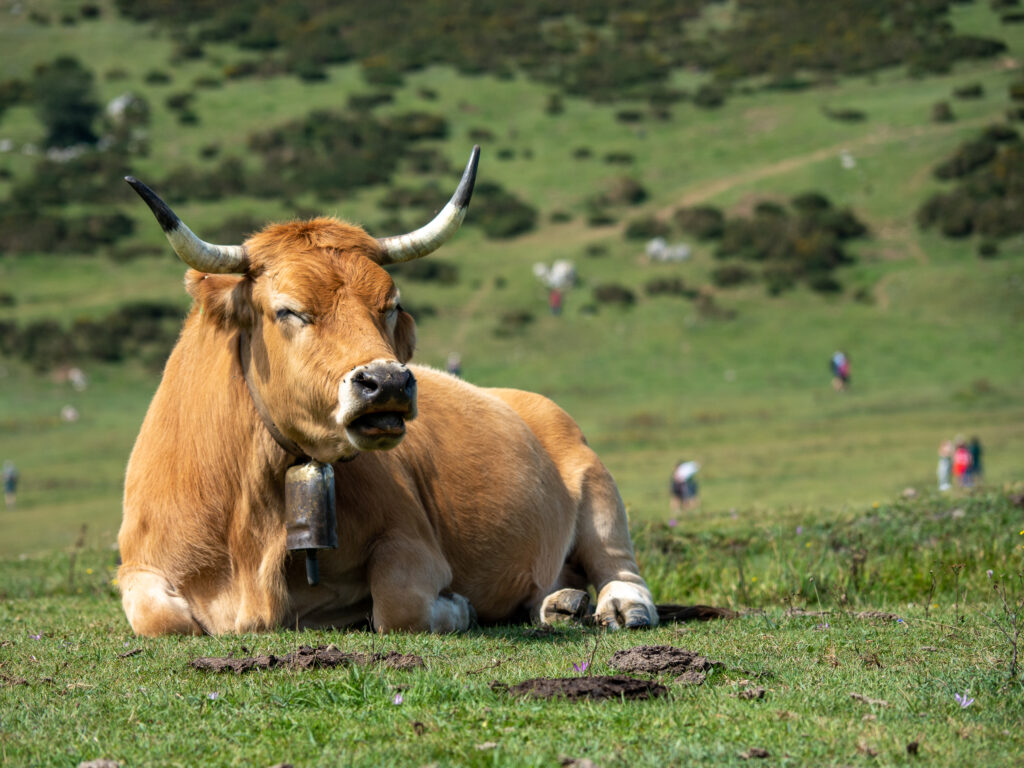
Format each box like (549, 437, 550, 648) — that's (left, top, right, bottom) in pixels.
(238, 329, 309, 461)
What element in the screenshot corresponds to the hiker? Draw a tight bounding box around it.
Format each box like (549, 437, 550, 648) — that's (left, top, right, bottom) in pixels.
(446, 352, 462, 378)
(937, 441, 953, 492)
(3, 460, 17, 509)
(670, 460, 700, 512)
(968, 436, 983, 484)
(952, 437, 973, 488)
(830, 351, 850, 391)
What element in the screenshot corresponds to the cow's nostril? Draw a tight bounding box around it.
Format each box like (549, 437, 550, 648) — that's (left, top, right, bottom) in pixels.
(352, 370, 381, 396)
(401, 369, 416, 397)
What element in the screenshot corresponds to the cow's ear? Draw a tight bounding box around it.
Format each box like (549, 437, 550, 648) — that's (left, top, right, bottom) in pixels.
(394, 308, 416, 363)
(185, 269, 254, 329)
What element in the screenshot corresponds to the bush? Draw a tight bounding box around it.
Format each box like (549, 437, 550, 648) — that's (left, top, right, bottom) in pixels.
(933, 138, 997, 179)
(644, 277, 696, 298)
(953, 83, 984, 99)
(471, 183, 538, 239)
(823, 106, 867, 123)
(674, 206, 724, 240)
(978, 240, 1000, 258)
(30, 56, 100, 147)
(599, 176, 647, 206)
(386, 260, 459, 285)
(932, 101, 955, 123)
(592, 283, 636, 307)
(493, 310, 534, 338)
(693, 83, 725, 109)
(624, 216, 669, 241)
(711, 264, 755, 287)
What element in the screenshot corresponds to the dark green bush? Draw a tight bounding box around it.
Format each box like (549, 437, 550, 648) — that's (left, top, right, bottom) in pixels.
(592, 283, 636, 307)
(624, 216, 669, 241)
(674, 206, 724, 240)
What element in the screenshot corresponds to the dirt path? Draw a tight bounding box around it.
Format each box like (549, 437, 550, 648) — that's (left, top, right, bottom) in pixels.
(660, 113, 1000, 213)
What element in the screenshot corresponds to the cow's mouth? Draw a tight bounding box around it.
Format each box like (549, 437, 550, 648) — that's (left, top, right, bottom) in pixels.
(347, 411, 407, 443)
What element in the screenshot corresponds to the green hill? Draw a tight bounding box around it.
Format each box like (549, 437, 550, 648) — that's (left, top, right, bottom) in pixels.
(1, 0, 1023, 557)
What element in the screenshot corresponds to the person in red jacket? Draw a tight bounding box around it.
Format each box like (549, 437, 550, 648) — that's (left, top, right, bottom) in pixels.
(952, 437, 972, 487)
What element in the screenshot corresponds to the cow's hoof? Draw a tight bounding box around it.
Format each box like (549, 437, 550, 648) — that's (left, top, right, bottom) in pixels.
(539, 588, 591, 625)
(595, 581, 658, 630)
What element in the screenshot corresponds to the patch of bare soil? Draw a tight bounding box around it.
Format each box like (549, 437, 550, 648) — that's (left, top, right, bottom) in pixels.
(190, 645, 424, 674)
(656, 604, 738, 622)
(607, 645, 721, 685)
(494, 675, 667, 701)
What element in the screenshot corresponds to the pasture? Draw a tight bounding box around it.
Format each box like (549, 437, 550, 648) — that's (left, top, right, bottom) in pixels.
(1, 1, 1024, 765)
(2, 490, 1023, 766)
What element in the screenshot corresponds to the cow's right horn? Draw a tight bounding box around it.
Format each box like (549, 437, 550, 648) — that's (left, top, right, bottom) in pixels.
(375, 145, 479, 265)
(125, 176, 249, 274)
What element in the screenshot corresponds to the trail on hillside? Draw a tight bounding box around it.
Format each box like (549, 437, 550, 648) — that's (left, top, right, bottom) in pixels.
(660, 113, 1000, 213)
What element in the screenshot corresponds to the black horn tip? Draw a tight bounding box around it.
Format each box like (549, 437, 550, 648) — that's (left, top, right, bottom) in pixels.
(453, 145, 480, 210)
(125, 175, 181, 234)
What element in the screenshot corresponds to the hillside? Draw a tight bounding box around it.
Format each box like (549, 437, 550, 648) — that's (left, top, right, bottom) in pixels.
(1, 0, 1023, 556)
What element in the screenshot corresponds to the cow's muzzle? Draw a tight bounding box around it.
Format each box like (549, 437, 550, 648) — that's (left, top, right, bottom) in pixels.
(338, 361, 417, 451)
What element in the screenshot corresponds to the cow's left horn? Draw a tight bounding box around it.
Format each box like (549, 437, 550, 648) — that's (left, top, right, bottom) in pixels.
(375, 145, 479, 265)
(125, 176, 249, 274)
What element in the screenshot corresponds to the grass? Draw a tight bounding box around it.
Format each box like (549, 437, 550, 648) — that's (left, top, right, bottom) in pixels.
(1, 5, 1024, 764)
(2, 490, 1022, 767)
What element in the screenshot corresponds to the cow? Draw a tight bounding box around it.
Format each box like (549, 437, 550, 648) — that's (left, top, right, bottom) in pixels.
(117, 147, 658, 636)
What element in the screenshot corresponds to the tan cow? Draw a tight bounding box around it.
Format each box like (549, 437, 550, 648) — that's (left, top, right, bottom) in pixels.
(117, 148, 658, 635)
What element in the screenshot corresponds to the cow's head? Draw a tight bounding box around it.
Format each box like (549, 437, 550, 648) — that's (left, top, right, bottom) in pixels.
(127, 147, 478, 463)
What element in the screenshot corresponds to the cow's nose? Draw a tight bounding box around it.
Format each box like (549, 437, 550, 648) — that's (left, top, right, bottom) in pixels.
(351, 364, 415, 407)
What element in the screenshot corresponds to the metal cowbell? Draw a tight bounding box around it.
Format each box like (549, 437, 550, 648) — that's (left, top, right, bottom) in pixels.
(284, 460, 337, 586)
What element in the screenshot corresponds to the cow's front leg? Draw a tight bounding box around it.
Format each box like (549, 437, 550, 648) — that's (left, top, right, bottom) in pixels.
(368, 536, 473, 633)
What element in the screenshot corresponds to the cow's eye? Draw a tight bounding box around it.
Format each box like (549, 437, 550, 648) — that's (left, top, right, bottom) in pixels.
(276, 308, 308, 325)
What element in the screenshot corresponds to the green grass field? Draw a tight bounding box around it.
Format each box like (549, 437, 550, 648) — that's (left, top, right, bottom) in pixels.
(1, 2, 1023, 765)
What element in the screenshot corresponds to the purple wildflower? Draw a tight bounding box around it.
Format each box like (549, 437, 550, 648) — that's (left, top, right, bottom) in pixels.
(816, 622, 830, 630)
(987, 570, 993, 579)
(573, 661, 589, 674)
(207, 692, 219, 701)
(29, 633, 42, 640)
(796, 526, 803, 535)
(392, 693, 404, 705)
(954, 692, 974, 709)
(667, 519, 678, 528)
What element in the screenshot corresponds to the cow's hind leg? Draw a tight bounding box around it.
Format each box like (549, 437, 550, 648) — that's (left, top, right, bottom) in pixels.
(119, 567, 203, 636)
(574, 463, 658, 630)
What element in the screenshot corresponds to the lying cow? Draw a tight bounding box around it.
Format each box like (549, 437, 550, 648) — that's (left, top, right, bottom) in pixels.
(117, 147, 658, 635)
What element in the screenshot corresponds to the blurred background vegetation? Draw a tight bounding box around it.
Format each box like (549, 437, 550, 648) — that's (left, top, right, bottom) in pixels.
(0, 0, 1022, 558)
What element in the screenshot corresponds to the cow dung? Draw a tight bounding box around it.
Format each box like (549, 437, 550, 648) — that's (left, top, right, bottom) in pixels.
(495, 675, 667, 701)
(607, 645, 720, 685)
(190, 645, 424, 674)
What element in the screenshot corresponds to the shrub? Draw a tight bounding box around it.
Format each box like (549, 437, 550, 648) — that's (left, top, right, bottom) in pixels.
(693, 83, 725, 108)
(30, 56, 101, 147)
(933, 138, 997, 179)
(953, 83, 984, 99)
(603, 152, 634, 165)
(624, 216, 669, 240)
(932, 101, 955, 123)
(472, 183, 538, 239)
(711, 264, 755, 287)
(599, 176, 647, 206)
(494, 310, 534, 338)
(386, 260, 459, 285)
(644, 277, 696, 298)
(823, 106, 867, 123)
(978, 240, 1000, 258)
(674, 206, 724, 240)
(592, 283, 636, 307)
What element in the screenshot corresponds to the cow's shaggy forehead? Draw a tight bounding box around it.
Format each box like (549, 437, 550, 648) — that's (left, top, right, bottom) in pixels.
(244, 217, 395, 309)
